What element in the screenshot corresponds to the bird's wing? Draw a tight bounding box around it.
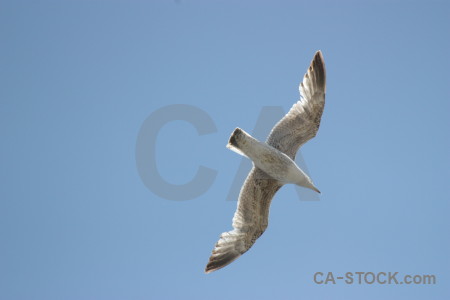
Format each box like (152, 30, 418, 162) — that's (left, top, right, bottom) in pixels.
(205, 168, 282, 273)
(266, 50, 326, 159)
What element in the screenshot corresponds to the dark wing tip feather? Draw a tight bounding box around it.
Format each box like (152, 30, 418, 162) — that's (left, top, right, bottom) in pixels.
(311, 50, 326, 92)
(205, 248, 241, 274)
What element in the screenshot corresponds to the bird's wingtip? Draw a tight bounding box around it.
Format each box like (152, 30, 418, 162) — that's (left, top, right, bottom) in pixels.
(204, 262, 214, 274)
(314, 50, 324, 61)
(204, 261, 223, 274)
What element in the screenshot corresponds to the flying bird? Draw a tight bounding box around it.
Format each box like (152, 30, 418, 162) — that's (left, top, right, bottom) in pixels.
(205, 51, 326, 273)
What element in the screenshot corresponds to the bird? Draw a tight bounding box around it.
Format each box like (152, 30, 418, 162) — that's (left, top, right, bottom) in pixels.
(205, 50, 326, 273)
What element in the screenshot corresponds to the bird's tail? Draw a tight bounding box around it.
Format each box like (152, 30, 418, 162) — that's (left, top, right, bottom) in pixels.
(226, 128, 251, 158)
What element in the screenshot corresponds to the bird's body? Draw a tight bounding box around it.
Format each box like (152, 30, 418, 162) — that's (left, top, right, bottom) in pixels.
(205, 51, 327, 273)
(227, 127, 320, 192)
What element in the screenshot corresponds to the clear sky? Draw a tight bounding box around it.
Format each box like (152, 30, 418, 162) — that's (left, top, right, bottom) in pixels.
(1, 1, 449, 299)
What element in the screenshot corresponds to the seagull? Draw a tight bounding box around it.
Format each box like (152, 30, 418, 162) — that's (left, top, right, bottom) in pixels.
(205, 51, 326, 273)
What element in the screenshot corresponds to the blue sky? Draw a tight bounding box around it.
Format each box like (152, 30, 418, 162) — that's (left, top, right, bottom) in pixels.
(1, 1, 449, 299)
